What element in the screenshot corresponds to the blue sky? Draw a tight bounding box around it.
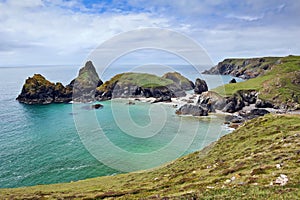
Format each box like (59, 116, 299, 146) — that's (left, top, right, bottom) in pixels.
(0, 0, 299, 66)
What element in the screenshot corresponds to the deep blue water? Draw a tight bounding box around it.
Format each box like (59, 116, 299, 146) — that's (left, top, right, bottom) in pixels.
(0, 65, 241, 188)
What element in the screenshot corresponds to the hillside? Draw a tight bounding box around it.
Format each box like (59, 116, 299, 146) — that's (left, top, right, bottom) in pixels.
(203, 56, 282, 79)
(95, 72, 194, 100)
(1, 114, 299, 199)
(213, 55, 300, 109)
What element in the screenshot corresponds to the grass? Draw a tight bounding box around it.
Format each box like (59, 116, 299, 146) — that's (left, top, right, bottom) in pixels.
(97, 72, 174, 92)
(1, 114, 300, 199)
(212, 55, 300, 106)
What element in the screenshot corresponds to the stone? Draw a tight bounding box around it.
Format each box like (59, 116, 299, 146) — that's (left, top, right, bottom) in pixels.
(176, 104, 208, 116)
(194, 78, 208, 94)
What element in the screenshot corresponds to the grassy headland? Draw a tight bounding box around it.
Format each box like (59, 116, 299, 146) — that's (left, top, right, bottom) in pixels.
(1, 114, 299, 199)
(213, 55, 300, 108)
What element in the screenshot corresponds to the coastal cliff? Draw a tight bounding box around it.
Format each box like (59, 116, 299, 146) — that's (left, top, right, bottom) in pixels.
(203, 56, 282, 79)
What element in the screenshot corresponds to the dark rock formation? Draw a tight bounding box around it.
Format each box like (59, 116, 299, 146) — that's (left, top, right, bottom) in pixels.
(162, 72, 194, 90)
(17, 61, 103, 104)
(197, 91, 226, 112)
(16, 74, 72, 104)
(92, 104, 103, 109)
(152, 95, 172, 103)
(222, 96, 245, 113)
(255, 99, 274, 108)
(72, 61, 103, 102)
(203, 57, 281, 79)
(194, 78, 208, 94)
(176, 104, 208, 116)
(239, 109, 270, 120)
(229, 78, 237, 83)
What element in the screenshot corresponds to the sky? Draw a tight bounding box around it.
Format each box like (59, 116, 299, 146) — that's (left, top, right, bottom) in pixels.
(0, 0, 299, 66)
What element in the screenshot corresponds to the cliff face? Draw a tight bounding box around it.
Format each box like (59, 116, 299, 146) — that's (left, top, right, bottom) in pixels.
(203, 57, 282, 79)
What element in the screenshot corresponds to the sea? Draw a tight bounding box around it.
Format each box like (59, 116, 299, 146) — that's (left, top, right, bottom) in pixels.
(0, 64, 243, 188)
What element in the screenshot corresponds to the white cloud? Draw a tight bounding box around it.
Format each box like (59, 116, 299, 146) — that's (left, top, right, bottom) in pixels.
(0, 0, 299, 66)
(0, 0, 170, 65)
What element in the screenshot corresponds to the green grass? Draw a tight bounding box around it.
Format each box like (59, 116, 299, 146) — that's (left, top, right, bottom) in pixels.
(97, 72, 174, 92)
(1, 114, 300, 199)
(213, 55, 300, 107)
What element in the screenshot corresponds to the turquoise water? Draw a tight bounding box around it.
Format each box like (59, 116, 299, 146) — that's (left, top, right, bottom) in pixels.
(0, 66, 239, 188)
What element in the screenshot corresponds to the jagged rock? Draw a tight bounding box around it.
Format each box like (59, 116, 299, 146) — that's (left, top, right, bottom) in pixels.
(16, 74, 72, 104)
(194, 78, 208, 94)
(72, 61, 103, 102)
(176, 104, 208, 116)
(162, 72, 194, 90)
(17, 61, 103, 104)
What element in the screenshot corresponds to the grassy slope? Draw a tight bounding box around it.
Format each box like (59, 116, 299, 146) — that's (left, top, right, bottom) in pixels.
(1, 114, 300, 199)
(213, 56, 300, 104)
(97, 72, 174, 92)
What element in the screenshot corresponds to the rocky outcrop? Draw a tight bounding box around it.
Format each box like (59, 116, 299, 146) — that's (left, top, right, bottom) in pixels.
(72, 61, 103, 102)
(16, 74, 72, 104)
(17, 61, 103, 104)
(175, 104, 208, 116)
(95, 72, 192, 101)
(197, 91, 226, 112)
(162, 72, 194, 90)
(203, 57, 281, 79)
(194, 78, 208, 94)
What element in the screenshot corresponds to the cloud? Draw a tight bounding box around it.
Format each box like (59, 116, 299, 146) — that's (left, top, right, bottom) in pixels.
(0, 0, 171, 65)
(0, 0, 299, 66)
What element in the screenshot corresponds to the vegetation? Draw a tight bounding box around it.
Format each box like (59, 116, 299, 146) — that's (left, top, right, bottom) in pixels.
(213, 55, 300, 107)
(1, 114, 299, 199)
(97, 72, 174, 92)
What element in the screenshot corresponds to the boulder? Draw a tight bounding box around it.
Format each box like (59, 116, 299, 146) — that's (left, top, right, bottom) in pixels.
(194, 78, 208, 94)
(229, 78, 237, 83)
(222, 96, 245, 113)
(255, 99, 274, 108)
(92, 104, 103, 109)
(197, 91, 227, 112)
(176, 104, 208, 116)
(239, 109, 270, 120)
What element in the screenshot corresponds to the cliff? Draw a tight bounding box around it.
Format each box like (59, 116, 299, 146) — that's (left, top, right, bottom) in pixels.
(203, 56, 282, 79)
(212, 55, 300, 110)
